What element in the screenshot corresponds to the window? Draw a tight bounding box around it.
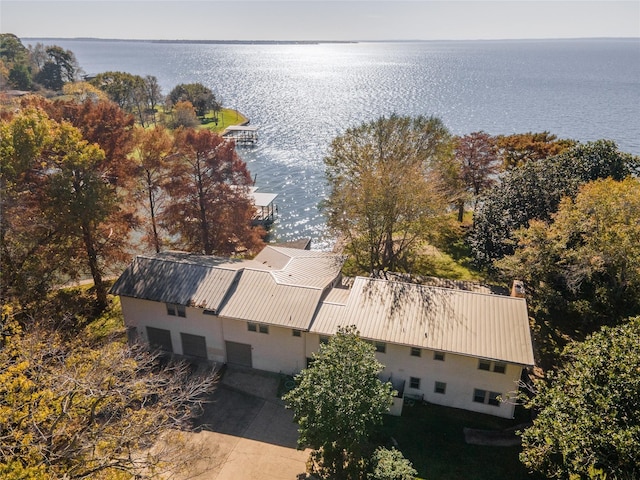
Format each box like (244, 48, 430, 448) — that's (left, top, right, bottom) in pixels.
(473, 388, 487, 403)
(410, 347, 421, 357)
(488, 391, 501, 406)
(374, 342, 386, 354)
(478, 359, 507, 374)
(478, 359, 491, 371)
(409, 377, 420, 389)
(493, 363, 507, 374)
(320, 335, 330, 344)
(434, 381, 446, 394)
(166, 303, 186, 317)
(248, 323, 268, 334)
(292, 329, 302, 337)
(433, 351, 445, 361)
(473, 389, 501, 406)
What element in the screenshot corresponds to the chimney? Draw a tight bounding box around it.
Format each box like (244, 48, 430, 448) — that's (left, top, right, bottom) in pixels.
(511, 280, 525, 298)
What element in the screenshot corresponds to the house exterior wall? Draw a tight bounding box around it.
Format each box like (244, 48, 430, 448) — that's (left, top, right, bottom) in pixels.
(305, 333, 521, 419)
(220, 318, 306, 374)
(119, 296, 226, 363)
(374, 342, 521, 419)
(120, 296, 523, 418)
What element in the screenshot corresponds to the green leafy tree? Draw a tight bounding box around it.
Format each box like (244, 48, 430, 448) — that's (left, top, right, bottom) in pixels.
(520, 317, 640, 479)
(90, 71, 150, 123)
(368, 447, 417, 480)
(168, 82, 219, 117)
(163, 127, 264, 255)
(497, 177, 640, 333)
(323, 114, 454, 274)
(469, 140, 639, 267)
(34, 45, 80, 91)
(283, 326, 395, 479)
(0, 316, 217, 479)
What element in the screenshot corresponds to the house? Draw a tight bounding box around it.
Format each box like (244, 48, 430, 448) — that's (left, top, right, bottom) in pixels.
(110, 245, 535, 419)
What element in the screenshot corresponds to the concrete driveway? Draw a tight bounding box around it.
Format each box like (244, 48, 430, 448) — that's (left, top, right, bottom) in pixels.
(182, 366, 311, 480)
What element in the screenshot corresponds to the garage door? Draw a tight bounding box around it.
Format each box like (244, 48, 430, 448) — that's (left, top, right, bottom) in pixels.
(181, 332, 207, 359)
(225, 341, 252, 367)
(147, 326, 173, 353)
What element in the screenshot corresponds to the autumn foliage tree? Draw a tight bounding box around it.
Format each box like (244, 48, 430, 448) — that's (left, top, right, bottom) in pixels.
(132, 125, 175, 253)
(323, 114, 453, 274)
(163, 128, 264, 255)
(1, 102, 137, 311)
(0, 313, 217, 479)
(452, 131, 500, 221)
(495, 131, 575, 170)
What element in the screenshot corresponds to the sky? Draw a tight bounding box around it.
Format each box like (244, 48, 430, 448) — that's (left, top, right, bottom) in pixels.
(2, 0, 639, 42)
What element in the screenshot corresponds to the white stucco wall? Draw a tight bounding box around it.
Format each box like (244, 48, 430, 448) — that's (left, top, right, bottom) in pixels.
(221, 317, 307, 374)
(119, 296, 225, 363)
(374, 342, 522, 419)
(120, 296, 524, 418)
(304, 332, 522, 419)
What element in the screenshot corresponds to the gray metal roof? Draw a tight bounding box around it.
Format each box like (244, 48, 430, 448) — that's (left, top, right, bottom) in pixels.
(218, 269, 324, 329)
(110, 247, 344, 324)
(311, 277, 535, 366)
(109, 252, 244, 312)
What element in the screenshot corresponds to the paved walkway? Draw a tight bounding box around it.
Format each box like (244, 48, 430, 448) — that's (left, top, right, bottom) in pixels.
(182, 366, 310, 480)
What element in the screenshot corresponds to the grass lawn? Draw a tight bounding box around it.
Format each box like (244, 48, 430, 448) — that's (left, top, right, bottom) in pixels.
(379, 402, 543, 480)
(200, 108, 248, 133)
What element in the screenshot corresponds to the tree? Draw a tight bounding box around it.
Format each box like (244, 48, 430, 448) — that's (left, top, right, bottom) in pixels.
(90, 71, 148, 123)
(469, 140, 639, 267)
(323, 114, 454, 274)
(368, 447, 417, 480)
(168, 82, 219, 117)
(520, 317, 640, 479)
(0, 317, 217, 479)
(62, 81, 109, 103)
(163, 128, 264, 255)
(34, 45, 80, 91)
(0, 108, 68, 307)
(497, 177, 640, 332)
(1, 103, 136, 311)
(283, 326, 395, 479)
(169, 100, 199, 128)
(452, 131, 500, 221)
(496, 131, 576, 170)
(144, 75, 163, 124)
(132, 125, 174, 253)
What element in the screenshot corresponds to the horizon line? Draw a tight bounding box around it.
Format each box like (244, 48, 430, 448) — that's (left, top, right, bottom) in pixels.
(20, 36, 640, 43)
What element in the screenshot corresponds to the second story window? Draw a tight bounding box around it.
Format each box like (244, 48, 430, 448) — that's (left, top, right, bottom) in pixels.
(166, 303, 186, 317)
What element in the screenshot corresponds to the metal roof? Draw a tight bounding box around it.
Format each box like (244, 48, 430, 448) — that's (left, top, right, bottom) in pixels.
(218, 269, 324, 329)
(311, 277, 535, 366)
(110, 247, 345, 323)
(109, 252, 244, 312)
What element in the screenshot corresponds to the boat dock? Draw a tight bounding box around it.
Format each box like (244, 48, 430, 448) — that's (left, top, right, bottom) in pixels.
(223, 125, 259, 145)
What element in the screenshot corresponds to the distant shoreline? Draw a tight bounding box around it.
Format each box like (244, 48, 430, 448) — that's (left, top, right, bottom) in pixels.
(21, 37, 638, 45)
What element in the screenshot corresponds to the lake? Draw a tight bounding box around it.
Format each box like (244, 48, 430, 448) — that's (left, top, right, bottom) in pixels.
(29, 38, 640, 249)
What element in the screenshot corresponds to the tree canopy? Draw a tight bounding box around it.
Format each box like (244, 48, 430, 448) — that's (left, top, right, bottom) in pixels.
(163, 127, 264, 256)
(323, 114, 454, 274)
(283, 326, 395, 479)
(469, 140, 639, 267)
(520, 316, 640, 479)
(168, 83, 219, 117)
(0, 312, 217, 479)
(497, 177, 640, 333)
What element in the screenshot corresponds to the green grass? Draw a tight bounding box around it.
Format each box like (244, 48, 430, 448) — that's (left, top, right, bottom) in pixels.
(378, 402, 542, 480)
(200, 108, 248, 133)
